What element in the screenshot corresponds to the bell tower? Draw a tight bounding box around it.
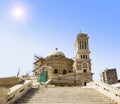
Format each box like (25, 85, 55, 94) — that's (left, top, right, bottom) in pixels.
(73, 33, 93, 85)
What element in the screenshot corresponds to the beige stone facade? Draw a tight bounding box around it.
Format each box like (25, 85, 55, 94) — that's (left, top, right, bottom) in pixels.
(33, 33, 93, 86)
(33, 50, 73, 80)
(73, 33, 93, 85)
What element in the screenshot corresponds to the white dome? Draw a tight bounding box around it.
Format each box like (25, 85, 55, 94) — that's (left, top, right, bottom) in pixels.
(48, 50, 65, 57)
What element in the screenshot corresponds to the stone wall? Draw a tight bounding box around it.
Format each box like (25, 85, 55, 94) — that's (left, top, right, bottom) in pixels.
(87, 81, 120, 104)
(33, 55, 73, 76)
(100, 68, 118, 84)
(7, 80, 32, 104)
(112, 83, 120, 89)
(0, 87, 9, 104)
(0, 80, 32, 104)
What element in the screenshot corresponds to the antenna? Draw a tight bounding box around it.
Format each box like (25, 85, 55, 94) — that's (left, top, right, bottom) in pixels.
(17, 67, 20, 77)
(79, 29, 81, 34)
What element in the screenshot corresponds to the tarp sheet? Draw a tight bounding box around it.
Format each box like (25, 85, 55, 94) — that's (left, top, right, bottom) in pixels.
(39, 70, 47, 83)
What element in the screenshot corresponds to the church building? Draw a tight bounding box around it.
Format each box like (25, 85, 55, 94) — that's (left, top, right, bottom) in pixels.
(33, 33, 93, 86)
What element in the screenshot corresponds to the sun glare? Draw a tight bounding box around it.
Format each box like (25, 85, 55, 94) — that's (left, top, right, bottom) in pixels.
(12, 6, 25, 19)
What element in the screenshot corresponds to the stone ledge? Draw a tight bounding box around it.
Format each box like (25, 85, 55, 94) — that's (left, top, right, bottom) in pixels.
(47, 85, 55, 88)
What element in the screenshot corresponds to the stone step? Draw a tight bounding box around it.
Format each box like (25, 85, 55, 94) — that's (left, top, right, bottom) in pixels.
(19, 96, 112, 102)
(16, 102, 116, 104)
(15, 87, 116, 104)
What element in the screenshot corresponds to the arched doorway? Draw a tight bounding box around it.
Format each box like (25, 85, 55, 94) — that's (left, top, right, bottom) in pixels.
(38, 66, 52, 83)
(83, 69, 87, 73)
(84, 82, 87, 86)
(39, 69, 47, 83)
(63, 70, 67, 75)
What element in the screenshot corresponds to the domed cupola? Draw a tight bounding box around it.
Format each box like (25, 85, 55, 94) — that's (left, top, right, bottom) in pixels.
(48, 48, 65, 57)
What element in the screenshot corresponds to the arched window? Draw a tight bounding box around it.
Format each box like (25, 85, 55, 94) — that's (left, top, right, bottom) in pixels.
(80, 41, 81, 49)
(85, 41, 86, 49)
(54, 69, 58, 74)
(63, 69, 67, 75)
(82, 41, 84, 49)
(86, 55, 87, 59)
(81, 55, 82, 59)
(83, 55, 85, 59)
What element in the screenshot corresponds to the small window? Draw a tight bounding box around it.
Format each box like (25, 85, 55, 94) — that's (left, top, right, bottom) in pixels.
(63, 70, 67, 75)
(54, 69, 58, 74)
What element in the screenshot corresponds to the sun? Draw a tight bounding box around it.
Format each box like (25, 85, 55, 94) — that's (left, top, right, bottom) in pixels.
(12, 6, 25, 19)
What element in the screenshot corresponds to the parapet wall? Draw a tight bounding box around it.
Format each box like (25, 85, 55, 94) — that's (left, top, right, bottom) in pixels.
(7, 80, 32, 104)
(87, 81, 120, 104)
(112, 83, 120, 89)
(0, 80, 32, 104)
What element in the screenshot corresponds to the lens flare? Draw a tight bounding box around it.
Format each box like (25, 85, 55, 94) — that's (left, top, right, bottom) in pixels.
(12, 6, 25, 19)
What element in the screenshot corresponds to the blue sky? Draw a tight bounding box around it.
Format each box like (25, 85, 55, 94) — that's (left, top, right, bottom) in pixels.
(0, 0, 120, 80)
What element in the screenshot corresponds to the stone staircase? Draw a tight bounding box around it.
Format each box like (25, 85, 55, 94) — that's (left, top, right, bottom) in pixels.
(15, 87, 117, 104)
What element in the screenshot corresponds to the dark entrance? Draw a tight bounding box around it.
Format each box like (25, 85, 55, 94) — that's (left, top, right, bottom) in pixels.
(84, 82, 87, 86)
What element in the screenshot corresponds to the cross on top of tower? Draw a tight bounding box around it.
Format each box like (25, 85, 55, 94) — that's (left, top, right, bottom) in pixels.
(79, 29, 81, 34)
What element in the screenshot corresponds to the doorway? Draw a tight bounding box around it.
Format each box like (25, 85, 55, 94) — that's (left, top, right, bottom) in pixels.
(84, 82, 87, 86)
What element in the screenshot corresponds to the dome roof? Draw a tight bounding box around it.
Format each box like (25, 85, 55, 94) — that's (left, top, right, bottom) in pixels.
(48, 50, 65, 57)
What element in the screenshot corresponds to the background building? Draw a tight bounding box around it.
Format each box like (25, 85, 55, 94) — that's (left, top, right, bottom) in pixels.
(100, 68, 118, 84)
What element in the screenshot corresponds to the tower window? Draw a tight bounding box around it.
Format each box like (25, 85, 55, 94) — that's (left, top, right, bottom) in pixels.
(83, 55, 85, 59)
(80, 41, 82, 49)
(85, 41, 86, 49)
(82, 55, 87, 59)
(82, 41, 84, 49)
(81, 55, 82, 59)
